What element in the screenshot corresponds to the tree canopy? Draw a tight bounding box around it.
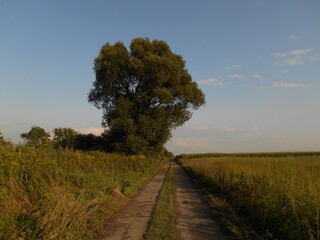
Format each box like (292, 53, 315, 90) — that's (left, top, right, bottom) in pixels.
(0, 131, 5, 145)
(52, 127, 78, 149)
(88, 38, 205, 155)
(21, 126, 51, 149)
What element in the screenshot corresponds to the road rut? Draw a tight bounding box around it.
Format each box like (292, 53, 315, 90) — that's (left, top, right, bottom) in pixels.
(101, 160, 230, 240)
(174, 160, 230, 240)
(100, 163, 169, 240)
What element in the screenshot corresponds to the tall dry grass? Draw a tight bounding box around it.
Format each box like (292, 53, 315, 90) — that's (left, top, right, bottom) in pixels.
(0, 142, 166, 239)
(179, 154, 320, 240)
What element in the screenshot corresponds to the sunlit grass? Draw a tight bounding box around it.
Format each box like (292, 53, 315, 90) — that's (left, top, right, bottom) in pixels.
(0, 143, 166, 239)
(179, 154, 320, 240)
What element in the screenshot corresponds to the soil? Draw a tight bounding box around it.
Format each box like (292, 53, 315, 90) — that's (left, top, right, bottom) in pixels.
(100, 163, 169, 240)
(100, 160, 230, 240)
(174, 160, 231, 240)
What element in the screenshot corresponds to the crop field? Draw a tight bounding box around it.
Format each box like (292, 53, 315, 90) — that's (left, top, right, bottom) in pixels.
(0, 142, 166, 240)
(178, 153, 320, 240)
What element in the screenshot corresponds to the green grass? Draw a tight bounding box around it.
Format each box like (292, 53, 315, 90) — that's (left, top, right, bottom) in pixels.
(0, 143, 166, 240)
(145, 160, 175, 240)
(178, 154, 320, 240)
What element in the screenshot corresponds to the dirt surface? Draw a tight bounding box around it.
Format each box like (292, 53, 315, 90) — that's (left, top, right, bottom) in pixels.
(174, 160, 231, 240)
(101, 161, 230, 240)
(100, 163, 169, 240)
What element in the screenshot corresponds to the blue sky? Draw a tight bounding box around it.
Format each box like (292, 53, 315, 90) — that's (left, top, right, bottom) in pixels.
(1, 0, 319, 154)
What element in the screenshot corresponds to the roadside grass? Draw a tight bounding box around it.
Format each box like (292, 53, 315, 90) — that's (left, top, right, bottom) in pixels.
(203, 190, 262, 240)
(178, 154, 320, 240)
(145, 160, 175, 240)
(0, 143, 166, 240)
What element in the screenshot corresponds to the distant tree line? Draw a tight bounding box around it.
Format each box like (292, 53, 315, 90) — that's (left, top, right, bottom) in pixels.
(18, 126, 107, 151)
(15, 125, 173, 157)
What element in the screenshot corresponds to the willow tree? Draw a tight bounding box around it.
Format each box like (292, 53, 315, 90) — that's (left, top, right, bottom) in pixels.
(88, 38, 205, 155)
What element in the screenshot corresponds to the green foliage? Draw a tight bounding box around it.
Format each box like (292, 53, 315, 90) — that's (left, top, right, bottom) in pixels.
(114, 134, 149, 155)
(52, 127, 78, 149)
(73, 133, 96, 151)
(179, 154, 320, 240)
(0, 131, 10, 147)
(0, 132, 13, 157)
(20, 126, 51, 149)
(88, 38, 205, 155)
(73, 133, 106, 151)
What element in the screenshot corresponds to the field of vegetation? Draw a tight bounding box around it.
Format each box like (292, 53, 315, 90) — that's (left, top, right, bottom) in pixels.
(178, 152, 320, 240)
(0, 140, 166, 240)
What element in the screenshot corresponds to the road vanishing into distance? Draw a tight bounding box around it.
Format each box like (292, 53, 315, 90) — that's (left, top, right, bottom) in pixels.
(101, 161, 230, 240)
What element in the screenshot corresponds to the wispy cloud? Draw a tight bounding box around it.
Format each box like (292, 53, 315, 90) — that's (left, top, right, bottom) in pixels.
(197, 78, 224, 86)
(228, 74, 244, 79)
(273, 58, 305, 67)
(252, 74, 262, 79)
(283, 58, 304, 66)
(259, 81, 311, 89)
(272, 60, 282, 67)
(272, 48, 313, 67)
(273, 48, 313, 57)
(190, 125, 235, 133)
(170, 137, 208, 148)
(225, 64, 241, 71)
(288, 34, 301, 41)
(76, 127, 107, 136)
(272, 82, 310, 88)
(291, 49, 312, 55)
(218, 125, 235, 132)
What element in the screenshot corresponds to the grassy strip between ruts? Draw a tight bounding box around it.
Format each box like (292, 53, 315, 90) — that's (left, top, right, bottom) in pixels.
(145, 160, 175, 240)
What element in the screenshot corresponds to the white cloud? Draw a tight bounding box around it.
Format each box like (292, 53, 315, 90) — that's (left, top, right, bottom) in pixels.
(197, 78, 224, 86)
(272, 48, 313, 67)
(283, 58, 304, 66)
(252, 74, 262, 79)
(272, 82, 310, 88)
(76, 127, 107, 136)
(259, 81, 311, 89)
(228, 74, 244, 79)
(288, 34, 301, 40)
(170, 137, 208, 148)
(218, 125, 235, 132)
(189, 125, 235, 133)
(273, 48, 313, 57)
(291, 49, 313, 55)
(192, 125, 210, 130)
(225, 64, 241, 71)
(273, 52, 288, 57)
(272, 60, 282, 67)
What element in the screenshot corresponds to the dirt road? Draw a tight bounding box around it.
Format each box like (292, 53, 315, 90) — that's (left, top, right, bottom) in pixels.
(100, 163, 169, 240)
(101, 161, 230, 240)
(174, 160, 230, 240)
